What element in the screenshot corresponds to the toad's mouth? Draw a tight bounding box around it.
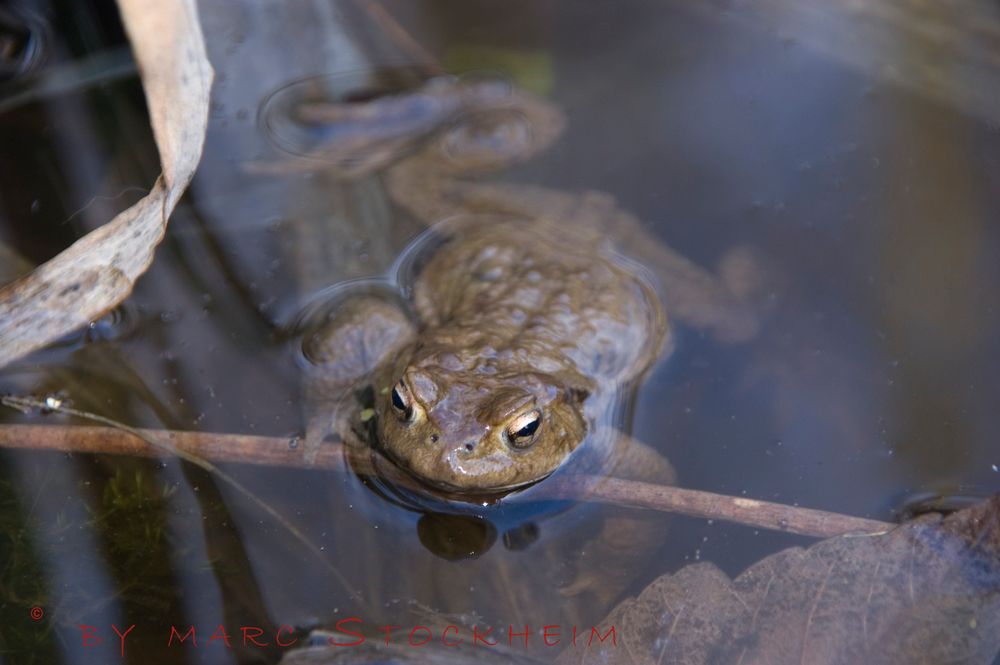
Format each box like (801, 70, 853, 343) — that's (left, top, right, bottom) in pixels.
(376, 444, 551, 500)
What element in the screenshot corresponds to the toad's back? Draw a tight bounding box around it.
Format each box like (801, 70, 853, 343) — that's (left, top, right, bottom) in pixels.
(410, 216, 668, 390)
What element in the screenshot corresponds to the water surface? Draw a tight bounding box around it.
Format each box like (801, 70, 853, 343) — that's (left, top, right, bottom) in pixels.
(1, 1, 999, 662)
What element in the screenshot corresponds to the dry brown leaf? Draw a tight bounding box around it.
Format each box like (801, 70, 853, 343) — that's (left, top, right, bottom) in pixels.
(0, 0, 212, 368)
(559, 495, 1000, 665)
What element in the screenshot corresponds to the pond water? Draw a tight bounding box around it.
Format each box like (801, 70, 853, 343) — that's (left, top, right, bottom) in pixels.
(1, 1, 999, 663)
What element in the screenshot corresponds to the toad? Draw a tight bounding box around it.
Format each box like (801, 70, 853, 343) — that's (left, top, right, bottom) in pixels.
(290, 76, 763, 603)
(295, 76, 760, 496)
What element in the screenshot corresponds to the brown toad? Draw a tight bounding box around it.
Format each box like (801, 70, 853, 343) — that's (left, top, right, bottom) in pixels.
(282, 75, 767, 611)
(375, 212, 668, 493)
(295, 77, 760, 499)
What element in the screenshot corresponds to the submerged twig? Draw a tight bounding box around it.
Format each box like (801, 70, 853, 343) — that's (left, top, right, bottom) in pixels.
(0, 404, 894, 539)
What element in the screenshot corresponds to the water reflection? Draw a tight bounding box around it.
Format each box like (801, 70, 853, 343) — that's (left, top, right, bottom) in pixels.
(416, 513, 498, 560)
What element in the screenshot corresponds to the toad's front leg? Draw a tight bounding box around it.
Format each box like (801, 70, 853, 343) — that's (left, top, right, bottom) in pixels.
(300, 293, 415, 465)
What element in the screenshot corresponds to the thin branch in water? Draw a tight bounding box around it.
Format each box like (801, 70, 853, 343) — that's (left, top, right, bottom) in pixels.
(0, 395, 361, 603)
(0, 405, 895, 539)
(540, 476, 892, 539)
(0, 421, 343, 469)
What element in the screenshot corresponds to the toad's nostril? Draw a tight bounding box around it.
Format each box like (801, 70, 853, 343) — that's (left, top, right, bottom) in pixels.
(464, 441, 476, 452)
(430, 433, 439, 443)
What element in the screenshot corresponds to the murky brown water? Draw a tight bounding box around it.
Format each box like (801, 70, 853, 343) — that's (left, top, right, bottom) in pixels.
(2, 1, 1000, 663)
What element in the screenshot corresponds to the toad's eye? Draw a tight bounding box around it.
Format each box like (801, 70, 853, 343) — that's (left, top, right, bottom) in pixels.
(505, 409, 542, 449)
(390, 380, 414, 422)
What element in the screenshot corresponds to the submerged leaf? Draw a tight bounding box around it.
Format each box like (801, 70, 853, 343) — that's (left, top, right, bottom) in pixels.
(0, 0, 212, 368)
(559, 496, 1000, 665)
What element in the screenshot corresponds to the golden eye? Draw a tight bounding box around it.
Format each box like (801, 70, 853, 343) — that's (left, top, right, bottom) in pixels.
(390, 379, 414, 422)
(505, 409, 542, 449)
